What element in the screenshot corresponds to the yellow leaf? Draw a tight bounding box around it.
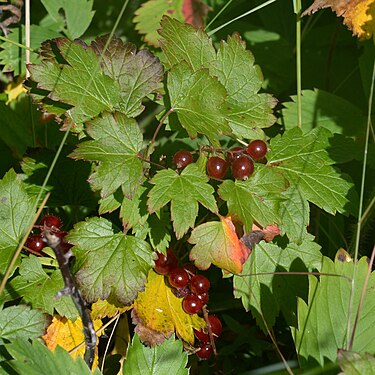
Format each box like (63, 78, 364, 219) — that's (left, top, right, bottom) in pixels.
(133, 270, 205, 345)
(91, 298, 132, 319)
(42, 316, 103, 368)
(348, 0, 375, 40)
(5, 79, 27, 104)
(302, 0, 375, 41)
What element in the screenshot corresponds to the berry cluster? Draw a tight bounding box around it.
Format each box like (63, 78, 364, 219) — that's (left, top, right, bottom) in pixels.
(194, 315, 222, 360)
(25, 214, 72, 255)
(154, 250, 222, 360)
(172, 139, 268, 181)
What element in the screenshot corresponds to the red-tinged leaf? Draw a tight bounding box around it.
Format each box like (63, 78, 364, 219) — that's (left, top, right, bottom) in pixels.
(90, 36, 164, 117)
(251, 224, 281, 242)
(189, 216, 250, 274)
(182, 0, 210, 28)
(302, 0, 375, 39)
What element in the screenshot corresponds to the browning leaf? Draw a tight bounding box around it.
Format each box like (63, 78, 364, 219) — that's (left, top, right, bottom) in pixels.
(132, 270, 205, 346)
(302, 0, 375, 39)
(182, 0, 210, 28)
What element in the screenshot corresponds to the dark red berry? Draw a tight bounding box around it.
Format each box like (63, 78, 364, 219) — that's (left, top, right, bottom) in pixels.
(154, 252, 170, 275)
(196, 292, 209, 305)
(183, 263, 197, 276)
(194, 328, 210, 342)
(231, 155, 254, 180)
(207, 156, 228, 179)
(196, 343, 213, 360)
(40, 215, 63, 230)
(208, 315, 222, 337)
(182, 294, 204, 314)
(26, 234, 46, 254)
(190, 275, 210, 294)
(246, 139, 268, 160)
(154, 249, 178, 275)
(227, 146, 244, 164)
(173, 150, 193, 170)
(169, 268, 189, 289)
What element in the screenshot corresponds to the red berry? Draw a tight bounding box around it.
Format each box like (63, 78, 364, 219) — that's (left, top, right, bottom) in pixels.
(154, 252, 170, 275)
(196, 343, 213, 360)
(190, 275, 210, 294)
(173, 150, 193, 170)
(231, 155, 254, 180)
(40, 215, 62, 230)
(194, 328, 210, 342)
(227, 146, 244, 164)
(182, 294, 203, 314)
(154, 250, 178, 275)
(26, 234, 46, 254)
(207, 156, 228, 179)
(169, 268, 189, 289)
(196, 292, 209, 305)
(208, 315, 222, 337)
(246, 139, 268, 160)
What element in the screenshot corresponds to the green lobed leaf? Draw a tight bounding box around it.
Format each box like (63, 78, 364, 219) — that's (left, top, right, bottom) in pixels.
(147, 164, 217, 239)
(134, 0, 185, 47)
(293, 255, 375, 367)
(145, 211, 171, 253)
(70, 112, 143, 198)
(91, 36, 163, 117)
(233, 236, 322, 331)
(0, 306, 48, 344)
(123, 334, 188, 375)
(159, 17, 276, 140)
(0, 170, 36, 276)
(28, 38, 120, 126)
(66, 217, 154, 305)
(168, 62, 229, 140)
(211, 34, 276, 138)
(6, 339, 102, 375)
(218, 166, 288, 232)
(40, 0, 95, 39)
(121, 185, 148, 230)
(268, 127, 355, 215)
(0, 25, 62, 75)
(0, 257, 78, 320)
(281, 89, 367, 136)
(279, 187, 309, 244)
(159, 16, 216, 71)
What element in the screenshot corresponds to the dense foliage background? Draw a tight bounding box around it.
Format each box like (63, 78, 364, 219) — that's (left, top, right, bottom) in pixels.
(0, 0, 374, 374)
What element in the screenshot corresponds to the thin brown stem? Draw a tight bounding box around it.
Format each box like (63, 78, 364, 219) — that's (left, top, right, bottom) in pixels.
(137, 154, 167, 170)
(150, 108, 174, 145)
(202, 305, 218, 358)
